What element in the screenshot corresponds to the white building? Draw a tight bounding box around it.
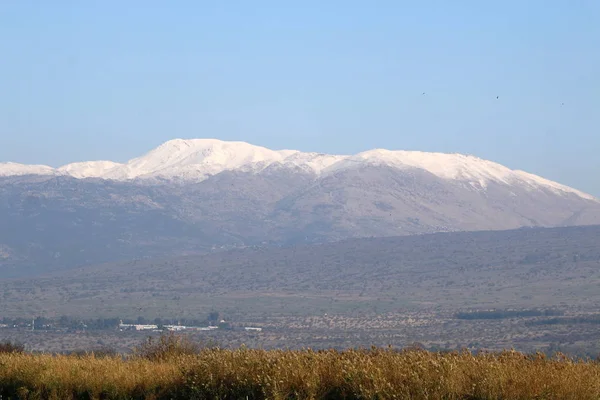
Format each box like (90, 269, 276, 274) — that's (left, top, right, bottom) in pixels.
(118, 321, 158, 331)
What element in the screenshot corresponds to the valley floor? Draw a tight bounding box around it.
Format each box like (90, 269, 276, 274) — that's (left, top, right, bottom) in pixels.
(2, 307, 600, 359)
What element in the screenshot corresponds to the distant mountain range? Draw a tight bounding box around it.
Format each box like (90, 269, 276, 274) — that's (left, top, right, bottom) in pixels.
(0, 140, 597, 201)
(1, 139, 599, 277)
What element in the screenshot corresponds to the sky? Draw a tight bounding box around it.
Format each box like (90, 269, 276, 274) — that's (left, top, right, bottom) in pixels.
(1, 1, 599, 194)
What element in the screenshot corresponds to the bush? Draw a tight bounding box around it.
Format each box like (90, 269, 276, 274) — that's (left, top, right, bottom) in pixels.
(133, 333, 204, 361)
(0, 340, 25, 354)
(67, 346, 119, 359)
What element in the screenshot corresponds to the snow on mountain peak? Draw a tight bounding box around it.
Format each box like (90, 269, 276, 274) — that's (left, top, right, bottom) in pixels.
(325, 149, 596, 200)
(120, 138, 289, 179)
(278, 151, 346, 173)
(0, 139, 596, 202)
(0, 162, 57, 177)
(511, 170, 596, 201)
(57, 161, 124, 179)
(324, 149, 514, 185)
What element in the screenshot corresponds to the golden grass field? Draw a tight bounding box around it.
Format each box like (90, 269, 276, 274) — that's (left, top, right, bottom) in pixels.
(0, 336, 600, 399)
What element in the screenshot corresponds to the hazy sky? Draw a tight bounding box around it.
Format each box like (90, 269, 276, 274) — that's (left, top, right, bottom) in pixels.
(1, 1, 599, 194)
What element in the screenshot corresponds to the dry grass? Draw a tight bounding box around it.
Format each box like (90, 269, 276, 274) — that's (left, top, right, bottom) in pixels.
(178, 348, 600, 400)
(0, 341, 600, 399)
(0, 353, 180, 399)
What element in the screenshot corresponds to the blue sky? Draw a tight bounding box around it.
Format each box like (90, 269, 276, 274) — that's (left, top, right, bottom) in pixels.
(1, 1, 599, 194)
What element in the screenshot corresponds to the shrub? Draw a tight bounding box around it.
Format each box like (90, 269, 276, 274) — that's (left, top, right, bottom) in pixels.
(133, 332, 203, 361)
(67, 346, 119, 359)
(0, 340, 24, 354)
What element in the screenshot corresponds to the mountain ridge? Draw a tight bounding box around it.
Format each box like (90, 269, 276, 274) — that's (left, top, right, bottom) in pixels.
(1, 138, 596, 201)
(1, 151, 600, 277)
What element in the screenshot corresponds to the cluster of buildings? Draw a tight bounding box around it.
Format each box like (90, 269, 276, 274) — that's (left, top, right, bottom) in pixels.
(117, 321, 221, 332)
(117, 320, 263, 333)
(163, 324, 219, 332)
(117, 322, 160, 331)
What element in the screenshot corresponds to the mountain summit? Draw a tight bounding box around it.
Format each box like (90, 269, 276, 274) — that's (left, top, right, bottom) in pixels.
(0, 138, 595, 201)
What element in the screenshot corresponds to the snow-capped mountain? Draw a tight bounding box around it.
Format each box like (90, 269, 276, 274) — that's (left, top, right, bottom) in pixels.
(1, 138, 599, 277)
(0, 138, 596, 201)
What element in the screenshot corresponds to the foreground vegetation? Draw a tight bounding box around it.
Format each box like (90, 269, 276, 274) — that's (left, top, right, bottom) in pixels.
(1, 335, 600, 399)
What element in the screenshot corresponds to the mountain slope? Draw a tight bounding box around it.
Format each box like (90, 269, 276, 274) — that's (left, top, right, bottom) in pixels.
(3, 225, 600, 319)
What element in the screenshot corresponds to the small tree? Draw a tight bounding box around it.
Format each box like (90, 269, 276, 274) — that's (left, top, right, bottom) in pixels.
(208, 311, 219, 323)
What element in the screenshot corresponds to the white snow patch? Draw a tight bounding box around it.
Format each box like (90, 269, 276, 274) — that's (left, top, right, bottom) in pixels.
(323, 149, 514, 186)
(58, 161, 124, 179)
(280, 152, 346, 174)
(511, 170, 596, 201)
(0, 162, 57, 177)
(1, 139, 596, 202)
